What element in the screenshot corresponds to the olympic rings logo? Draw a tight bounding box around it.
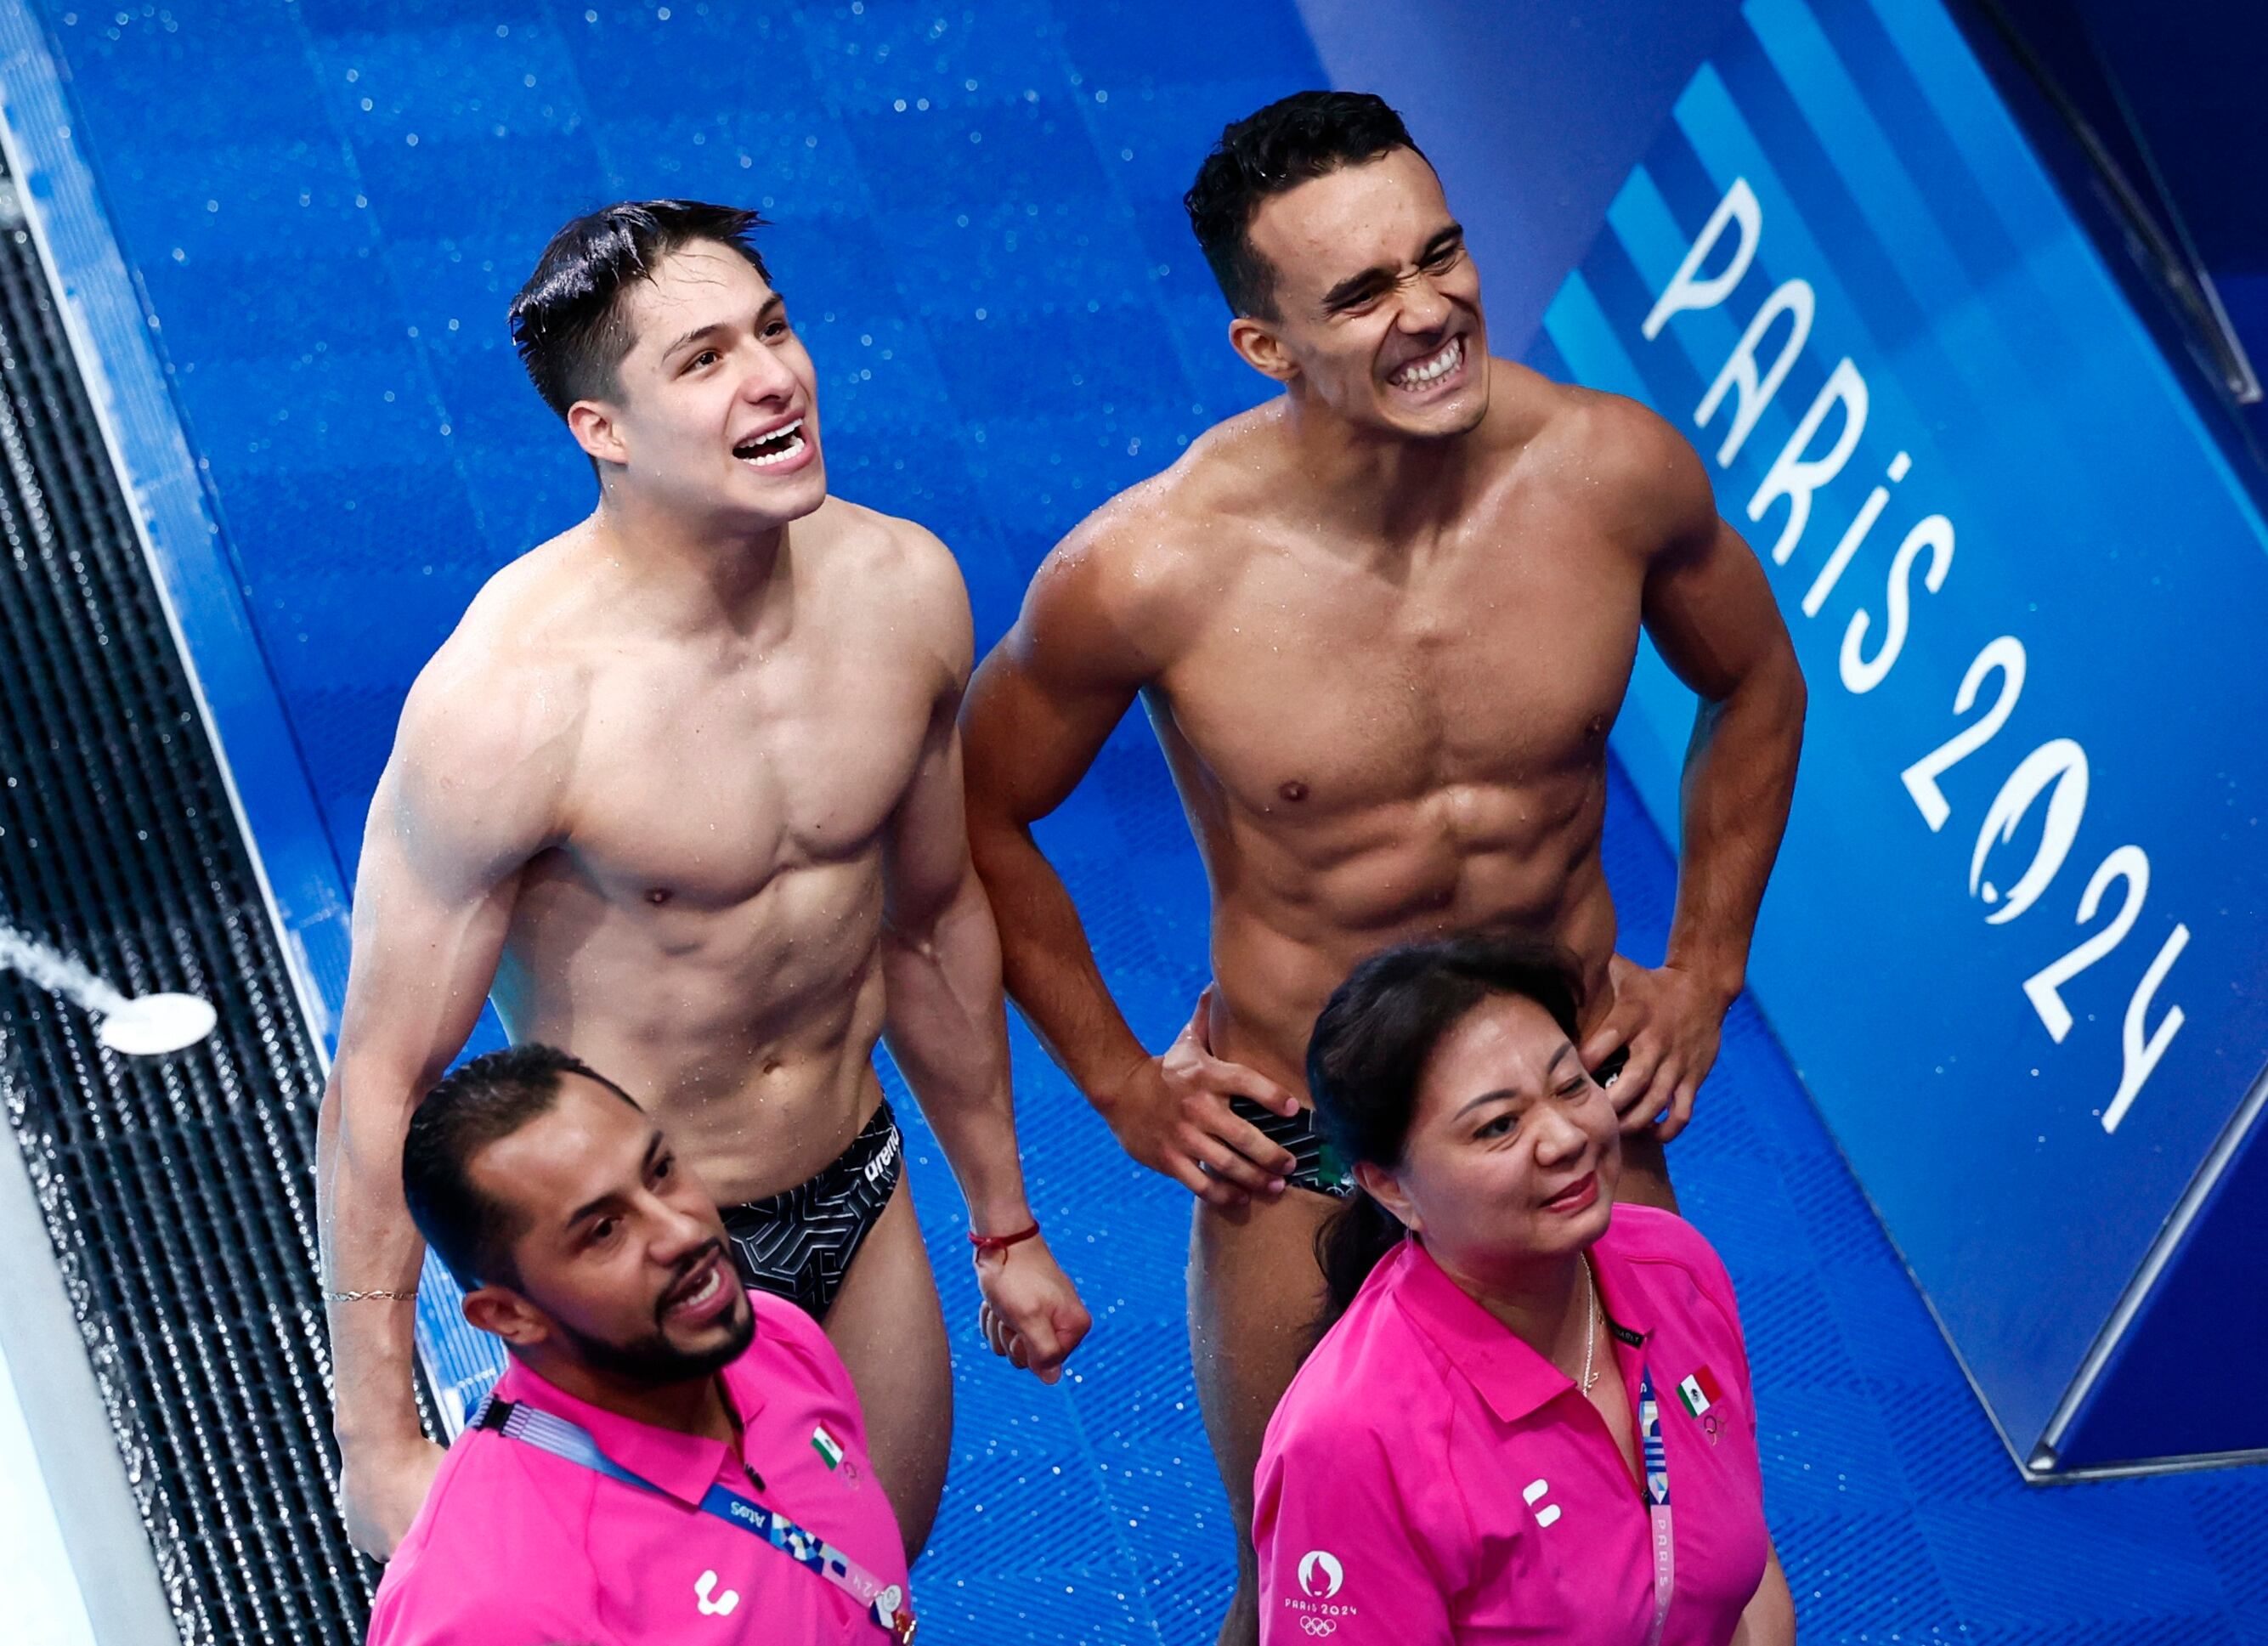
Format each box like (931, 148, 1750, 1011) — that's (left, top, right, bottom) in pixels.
(1299, 1619, 1337, 1638)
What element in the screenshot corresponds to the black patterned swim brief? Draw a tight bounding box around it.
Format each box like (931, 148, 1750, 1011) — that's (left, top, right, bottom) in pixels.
(1226, 1094, 1356, 1199)
(718, 1099, 902, 1319)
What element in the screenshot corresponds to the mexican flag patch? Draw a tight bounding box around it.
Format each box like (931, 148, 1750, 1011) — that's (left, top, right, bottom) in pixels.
(812, 1424, 846, 1469)
(1677, 1366, 1722, 1419)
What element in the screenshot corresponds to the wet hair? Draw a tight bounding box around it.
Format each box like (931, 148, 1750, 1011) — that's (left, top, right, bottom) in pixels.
(1183, 90, 1427, 320)
(401, 1043, 641, 1291)
(1306, 930, 1586, 1330)
(507, 200, 773, 419)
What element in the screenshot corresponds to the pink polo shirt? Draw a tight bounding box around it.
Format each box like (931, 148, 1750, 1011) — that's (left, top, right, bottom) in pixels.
(1254, 1204, 1767, 1646)
(367, 1288, 908, 1646)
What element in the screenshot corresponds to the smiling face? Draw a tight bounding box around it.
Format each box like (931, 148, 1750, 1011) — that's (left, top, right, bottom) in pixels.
(569, 240, 828, 529)
(1233, 147, 1490, 440)
(464, 1073, 753, 1386)
(1361, 992, 1620, 1283)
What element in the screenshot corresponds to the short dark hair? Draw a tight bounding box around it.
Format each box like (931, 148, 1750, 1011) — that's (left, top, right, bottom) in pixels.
(1305, 930, 1586, 1325)
(401, 1043, 640, 1291)
(1183, 90, 1426, 320)
(508, 200, 773, 419)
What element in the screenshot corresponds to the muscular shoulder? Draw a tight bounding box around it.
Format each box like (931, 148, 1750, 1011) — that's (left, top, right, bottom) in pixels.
(401, 568, 583, 753)
(1531, 382, 1718, 558)
(380, 549, 589, 847)
(809, 497, 974, 684)
(1012, 426, 1272, 682)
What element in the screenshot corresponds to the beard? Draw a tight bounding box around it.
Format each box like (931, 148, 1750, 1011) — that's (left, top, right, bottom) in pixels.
(550, 1254, 756, 1386)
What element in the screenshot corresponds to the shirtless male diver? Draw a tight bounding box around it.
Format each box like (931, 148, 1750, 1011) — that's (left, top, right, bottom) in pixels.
(319, 200, 1090, 1562)
(961, 93, 1805, 1641)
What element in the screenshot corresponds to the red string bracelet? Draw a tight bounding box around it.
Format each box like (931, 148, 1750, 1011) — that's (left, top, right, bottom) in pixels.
(968, 1221, 1041, 1259)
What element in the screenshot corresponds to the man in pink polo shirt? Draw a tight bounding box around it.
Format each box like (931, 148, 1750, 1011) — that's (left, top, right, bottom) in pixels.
(366, 1044, 913, 1645)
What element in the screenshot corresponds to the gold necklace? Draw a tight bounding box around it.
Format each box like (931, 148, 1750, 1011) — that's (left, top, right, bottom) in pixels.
(1580, 1255, 1600, 1394)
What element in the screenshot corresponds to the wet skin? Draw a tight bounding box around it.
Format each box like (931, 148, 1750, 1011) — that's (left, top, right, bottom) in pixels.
(963, 150, 1803, 1643)
(318, 243, 1088, 1565)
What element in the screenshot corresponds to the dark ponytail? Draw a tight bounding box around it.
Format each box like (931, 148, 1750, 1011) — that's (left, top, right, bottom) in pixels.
(1305, 928, 1586, 1331)
(1315, 1193, 1409, 1333)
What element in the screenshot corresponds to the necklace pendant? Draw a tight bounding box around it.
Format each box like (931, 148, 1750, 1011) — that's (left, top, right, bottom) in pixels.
(1579, 1255, 1600, 1394)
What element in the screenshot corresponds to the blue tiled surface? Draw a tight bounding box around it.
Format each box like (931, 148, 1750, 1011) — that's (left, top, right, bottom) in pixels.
(24, 2, 2266, 1642)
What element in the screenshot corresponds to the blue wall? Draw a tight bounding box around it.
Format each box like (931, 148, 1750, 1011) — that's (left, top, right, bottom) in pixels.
(1295, 0, 1743, 358)
(1533, 0, 2268, 1465)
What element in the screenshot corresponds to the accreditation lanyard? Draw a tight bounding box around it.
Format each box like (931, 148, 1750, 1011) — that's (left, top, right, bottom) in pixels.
(1636, 1365, 1674, 1646)
(472, 1394, 916, 1643)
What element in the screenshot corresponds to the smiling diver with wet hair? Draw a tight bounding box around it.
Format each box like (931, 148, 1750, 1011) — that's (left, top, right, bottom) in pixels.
(317, 198, 1089, 1568)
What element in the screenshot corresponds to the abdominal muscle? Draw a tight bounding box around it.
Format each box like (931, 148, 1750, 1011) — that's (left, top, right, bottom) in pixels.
(491, 855, 894, 1206)
(1196, 773, 1620, 1099)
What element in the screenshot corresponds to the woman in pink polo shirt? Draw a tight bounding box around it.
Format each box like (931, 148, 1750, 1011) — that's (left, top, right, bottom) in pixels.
(1253, 930, 1796, 1646)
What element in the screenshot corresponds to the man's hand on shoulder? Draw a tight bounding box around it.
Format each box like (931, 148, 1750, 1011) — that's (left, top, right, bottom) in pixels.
(974, 1233, 1092, 1386)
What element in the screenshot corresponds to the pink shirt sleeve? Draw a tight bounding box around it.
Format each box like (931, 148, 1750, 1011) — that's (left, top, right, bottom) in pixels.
(1656, 1212, 1758, 1439)
(367, 1551, 598, 1646)
(363, 1441, 605, 1646)
(1254, 1417, 1460, 1646)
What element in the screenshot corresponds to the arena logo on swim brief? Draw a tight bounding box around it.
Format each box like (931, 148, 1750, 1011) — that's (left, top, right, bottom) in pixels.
(1533, 0, 2268, 1473)
(862, 1126, 900, 1189)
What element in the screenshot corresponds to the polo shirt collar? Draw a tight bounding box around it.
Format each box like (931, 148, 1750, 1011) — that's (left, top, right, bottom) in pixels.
(1589, 1227, 1654, 1347)
(496, 1331, 770, 1507)
(1389, 1236, 1650, 1426)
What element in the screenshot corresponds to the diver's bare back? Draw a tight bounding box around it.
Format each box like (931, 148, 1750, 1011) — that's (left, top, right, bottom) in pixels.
(1103, 362, 1656, 1088)
(433, 498, 952, 1201)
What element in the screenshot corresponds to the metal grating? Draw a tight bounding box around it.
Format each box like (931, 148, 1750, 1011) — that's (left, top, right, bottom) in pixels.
(0, 155, 377, 1641)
